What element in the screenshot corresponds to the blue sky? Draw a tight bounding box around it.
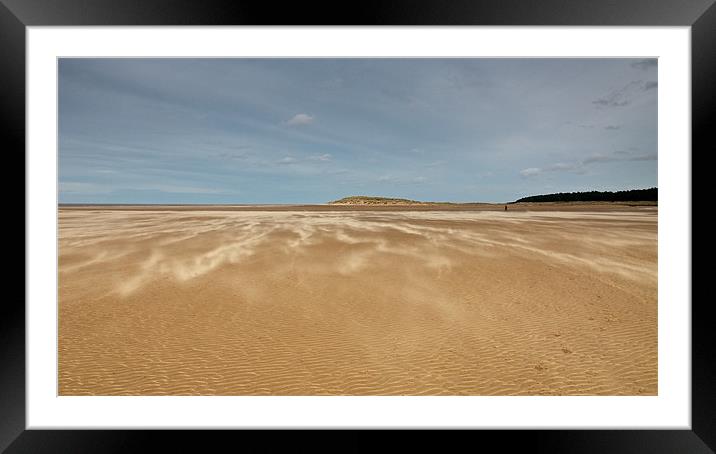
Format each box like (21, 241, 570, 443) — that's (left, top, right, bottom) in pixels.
(58, 58, 657, 204)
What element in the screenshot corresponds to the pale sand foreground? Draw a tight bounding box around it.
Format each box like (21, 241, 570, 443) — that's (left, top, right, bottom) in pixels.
(59, 206, 657, 395)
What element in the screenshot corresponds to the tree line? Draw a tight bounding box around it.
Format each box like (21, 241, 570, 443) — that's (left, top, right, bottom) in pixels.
(513, 188, 657, 203)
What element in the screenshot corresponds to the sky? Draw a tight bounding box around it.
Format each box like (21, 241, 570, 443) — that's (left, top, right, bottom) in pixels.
(58, 58, 657, 204)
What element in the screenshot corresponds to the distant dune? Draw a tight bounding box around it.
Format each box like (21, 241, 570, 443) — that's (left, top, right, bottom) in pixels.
(329, 196, 434, 205)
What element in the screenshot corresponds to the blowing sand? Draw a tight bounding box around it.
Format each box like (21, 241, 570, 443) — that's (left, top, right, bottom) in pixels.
(58, 205, 657, 395)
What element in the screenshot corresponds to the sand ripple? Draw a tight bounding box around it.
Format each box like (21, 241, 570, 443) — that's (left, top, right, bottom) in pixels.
(59, 208, 657, 395)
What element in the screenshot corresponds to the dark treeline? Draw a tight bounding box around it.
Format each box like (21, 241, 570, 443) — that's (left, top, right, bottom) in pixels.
(513, 187, 657, 203)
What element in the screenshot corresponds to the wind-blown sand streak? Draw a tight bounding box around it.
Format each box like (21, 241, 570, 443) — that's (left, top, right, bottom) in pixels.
(58, 207, 657, 395)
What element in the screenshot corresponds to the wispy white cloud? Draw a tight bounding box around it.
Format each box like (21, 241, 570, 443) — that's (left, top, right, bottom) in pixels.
(59, 182, 111, 193)
(277, 156, 297, 164)
(592, 80, 656, 107)
(59, 181, 224, 195)
(520, 168, 542, 177)
(520, 151, 657, 178)
(286, 113, 314, 126)
(520, 162, 581, 177)
(631, 59, 657, 70)
(308, 153, 332, 162)
(142, 184, 224, 194)
(376, 174, 428, 185)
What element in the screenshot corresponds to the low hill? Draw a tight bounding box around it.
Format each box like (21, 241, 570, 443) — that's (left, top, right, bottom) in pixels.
(329, 196, 433, 205)
(513, 188, 657, 203)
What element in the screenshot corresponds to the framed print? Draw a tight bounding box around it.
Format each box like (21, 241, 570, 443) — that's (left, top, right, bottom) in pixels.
(7, 0, 713, 451)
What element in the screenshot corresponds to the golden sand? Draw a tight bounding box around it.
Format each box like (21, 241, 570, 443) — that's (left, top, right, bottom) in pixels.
(58, 205, 657, 395)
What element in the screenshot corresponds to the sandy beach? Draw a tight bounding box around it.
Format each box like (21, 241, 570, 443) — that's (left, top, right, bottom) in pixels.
(58, 205, 657, 395)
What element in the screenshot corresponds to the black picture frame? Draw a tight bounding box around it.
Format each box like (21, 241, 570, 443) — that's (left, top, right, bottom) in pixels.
(6, 0, 712, 451)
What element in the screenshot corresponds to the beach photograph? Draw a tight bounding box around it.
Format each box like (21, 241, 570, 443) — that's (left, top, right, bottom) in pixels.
(58, 58, 657, 396)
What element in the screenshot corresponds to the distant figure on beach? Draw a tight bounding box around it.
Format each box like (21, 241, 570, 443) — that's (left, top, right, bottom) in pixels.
(504, 205, 507, 211)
